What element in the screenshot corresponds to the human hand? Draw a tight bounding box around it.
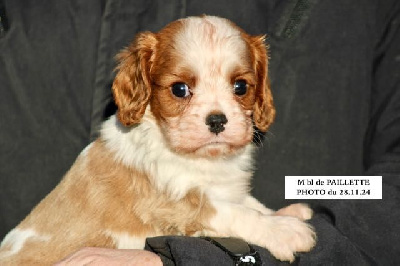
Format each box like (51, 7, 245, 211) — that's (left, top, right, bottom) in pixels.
(54, 247, 162, 266)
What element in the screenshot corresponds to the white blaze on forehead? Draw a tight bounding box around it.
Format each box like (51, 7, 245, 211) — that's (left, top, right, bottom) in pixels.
(175, 16, 247, 78)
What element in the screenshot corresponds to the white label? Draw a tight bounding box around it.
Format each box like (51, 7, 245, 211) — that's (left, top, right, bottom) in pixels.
(285, 176, 382, 199)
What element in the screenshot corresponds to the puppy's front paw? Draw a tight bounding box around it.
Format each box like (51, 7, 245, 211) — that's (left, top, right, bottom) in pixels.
(275, 203, 313, 221)
(255, 215, 316, 262)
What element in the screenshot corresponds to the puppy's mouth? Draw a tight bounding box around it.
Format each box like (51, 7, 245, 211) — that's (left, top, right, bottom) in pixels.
(191, 138, 249, 158)
(202, 141, 230, 149)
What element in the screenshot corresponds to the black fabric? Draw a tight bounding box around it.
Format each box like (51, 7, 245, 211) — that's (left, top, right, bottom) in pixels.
(0, 0, 105, 234)
(199, 237, 262, 265)
(1, 0, 400, 264)
(145, 236, 276, 266)
(0, 0, 8, 38)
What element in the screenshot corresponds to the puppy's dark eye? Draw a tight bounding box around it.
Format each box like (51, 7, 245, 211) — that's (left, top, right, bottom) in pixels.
(234, 80, 247, 96)
(171, 82, 190, 98)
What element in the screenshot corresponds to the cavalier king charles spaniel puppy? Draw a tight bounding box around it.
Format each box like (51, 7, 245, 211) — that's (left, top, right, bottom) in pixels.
(0, 15, 315, 264)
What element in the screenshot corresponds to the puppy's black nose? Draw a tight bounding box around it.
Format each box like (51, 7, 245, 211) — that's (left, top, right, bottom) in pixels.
(205, 113, 228, 135)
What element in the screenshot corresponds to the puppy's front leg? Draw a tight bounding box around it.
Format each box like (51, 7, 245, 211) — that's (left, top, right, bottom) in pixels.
(244, 196, 314, 221)
(243, 195, 274, 215)
(208, 200, 316, 262)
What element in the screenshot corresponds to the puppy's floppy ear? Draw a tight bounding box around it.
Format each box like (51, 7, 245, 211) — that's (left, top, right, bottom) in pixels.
(248, 35, 275, 132)
(112, 32, 157, 126)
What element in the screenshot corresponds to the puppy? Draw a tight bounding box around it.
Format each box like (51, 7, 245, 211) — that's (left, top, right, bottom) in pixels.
(0, 16, 315, 265)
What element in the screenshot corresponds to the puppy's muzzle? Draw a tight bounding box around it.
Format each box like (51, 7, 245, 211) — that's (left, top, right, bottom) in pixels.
(206, 113, 228, 135)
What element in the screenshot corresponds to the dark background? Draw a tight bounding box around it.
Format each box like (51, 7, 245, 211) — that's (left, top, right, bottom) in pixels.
(1, 0, 399, 264)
